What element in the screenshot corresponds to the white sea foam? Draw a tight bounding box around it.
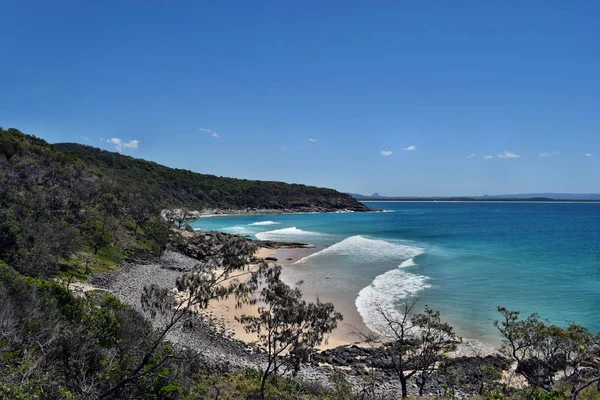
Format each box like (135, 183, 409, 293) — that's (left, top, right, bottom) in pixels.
(248, 221, 281, 226)
(294, 235, 423, 264)
(255, 227, 324, 241)
(223, 226, 254, 235)
(399, 258, 417, 268)
(355, 258, 431, 334)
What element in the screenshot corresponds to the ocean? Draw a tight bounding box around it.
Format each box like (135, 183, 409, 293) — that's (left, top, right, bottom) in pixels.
(190, 202, 600, 343)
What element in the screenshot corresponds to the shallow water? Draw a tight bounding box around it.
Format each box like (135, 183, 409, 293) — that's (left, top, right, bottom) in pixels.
(191, 202, 600, 343)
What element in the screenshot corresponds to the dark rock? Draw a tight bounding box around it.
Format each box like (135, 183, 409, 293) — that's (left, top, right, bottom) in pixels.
(252, 240, 313, 249)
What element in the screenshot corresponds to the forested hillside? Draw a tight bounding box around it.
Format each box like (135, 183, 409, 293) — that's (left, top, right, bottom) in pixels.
(54, 142, 369, 211)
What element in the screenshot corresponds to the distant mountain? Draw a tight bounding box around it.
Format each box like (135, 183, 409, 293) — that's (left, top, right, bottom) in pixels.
(350, 192, 600, 201)
(348, 192, 391, 200)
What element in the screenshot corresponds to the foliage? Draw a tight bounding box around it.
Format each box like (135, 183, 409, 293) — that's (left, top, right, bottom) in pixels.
(494, 307, 600, 400)
(358, 299, 461, 398)
(0, 262, 186, 399)
(54, 142, 370, 211)
(239, 264, 343, 399)
(0, 127, 174, 277)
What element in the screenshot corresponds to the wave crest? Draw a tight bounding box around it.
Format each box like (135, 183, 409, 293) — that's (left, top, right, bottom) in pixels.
(249, 221, 281, 226)
(255, 227, 324, 241)
(223, 226, 254, 235)
(294, 235, 423, 264)
(356, 258, 430, 334)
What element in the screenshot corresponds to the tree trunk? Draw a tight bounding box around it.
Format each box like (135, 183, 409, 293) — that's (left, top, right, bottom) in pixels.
(400, 374, 408, 398)
(418, 378, 426, 396)
(260, 375, 267, 400)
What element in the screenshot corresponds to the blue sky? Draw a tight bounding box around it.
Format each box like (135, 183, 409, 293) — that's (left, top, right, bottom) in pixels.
(1, 1, 598, 196)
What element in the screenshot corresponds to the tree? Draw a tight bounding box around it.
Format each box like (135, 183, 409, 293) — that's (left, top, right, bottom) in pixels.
(98, 234, 262, 398)
(412, 307, 461, 395)
(238, 265, 343, 400)
(360, 299, 460, 398)
(494, 307, 600, 400)
(87, 193, 121, 254)
(143, 217, 171, 257)
(167, 208, 195, 229)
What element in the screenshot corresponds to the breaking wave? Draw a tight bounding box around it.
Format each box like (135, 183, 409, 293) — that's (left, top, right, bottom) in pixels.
(249, 221, 281, 226)
(222, 226, 254, 235)
(255, 227, 325, 241)
(356, 257, 430, 334)
(294, 235, 423, 264)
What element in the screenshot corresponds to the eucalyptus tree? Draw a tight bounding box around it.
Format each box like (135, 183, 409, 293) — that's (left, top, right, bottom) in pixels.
(494, 307, 600, 400)
(359, 299, 460, 398)
(98, 233, 264, 398)
(239, 265, 343, 400)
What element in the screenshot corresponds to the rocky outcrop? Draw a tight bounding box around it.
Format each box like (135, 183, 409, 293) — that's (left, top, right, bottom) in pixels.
(252, 239, 313, 249)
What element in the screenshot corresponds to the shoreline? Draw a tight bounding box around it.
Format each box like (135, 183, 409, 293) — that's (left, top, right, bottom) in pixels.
(204, 246, 364, 350)
(206, 245, 499, 356)
(163, 206, 379, 221)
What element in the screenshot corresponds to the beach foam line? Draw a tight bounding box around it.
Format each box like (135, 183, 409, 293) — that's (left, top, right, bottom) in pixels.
(248, 221, 281, 226)
(294, 235, 424, 264)
(223, 225, 255, 235)
(355, 257, 431, 334)
(255, 227, 325, 241)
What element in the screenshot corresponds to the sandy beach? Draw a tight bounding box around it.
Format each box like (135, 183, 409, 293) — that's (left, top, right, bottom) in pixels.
(204, 245, 498, 356)
(204, 246, 372, 350)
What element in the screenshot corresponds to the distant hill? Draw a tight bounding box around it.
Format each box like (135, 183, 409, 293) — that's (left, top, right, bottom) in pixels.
(348, 192, 389, 200)
(350, 192, 600, 201)
(55, 143, 371, 212)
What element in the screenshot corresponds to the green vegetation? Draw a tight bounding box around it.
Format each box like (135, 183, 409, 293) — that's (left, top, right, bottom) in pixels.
(495, 307, 600, 400)
(357, 299, 461, 398)
(0, 127, 172, 278)
(0, 262, 182, 399)
(54, 142, 370, 211)
(239, 265, 343, 399)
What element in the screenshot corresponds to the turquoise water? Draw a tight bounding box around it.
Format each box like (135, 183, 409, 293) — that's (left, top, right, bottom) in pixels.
(191, 202, 600, 343)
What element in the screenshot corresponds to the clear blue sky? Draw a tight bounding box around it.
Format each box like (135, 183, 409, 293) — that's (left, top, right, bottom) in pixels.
(1, 1, 598, 196)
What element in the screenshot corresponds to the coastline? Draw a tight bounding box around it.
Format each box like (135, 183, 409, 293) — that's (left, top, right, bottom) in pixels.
(206, 245, 498, 355)
(204, 246, 365, 350)
(166, 206, 378, 220)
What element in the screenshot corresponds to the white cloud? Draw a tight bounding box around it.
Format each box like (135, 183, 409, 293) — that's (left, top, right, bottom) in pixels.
(380, 150, 392, 156)
(540, 151, 560, 158)
(308, 138, 317, 142)
(281, 146, 287, 151)
(484, 155, 493, 160)
(498, 151, 520, 159)
(123, 140, 139, 149)
(403, 145, 416, 151)
(106, 138, 140, 152)
(585, 153, 593, 157)
(200, 127, 219, 138)
(466, 154, 475, 159)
